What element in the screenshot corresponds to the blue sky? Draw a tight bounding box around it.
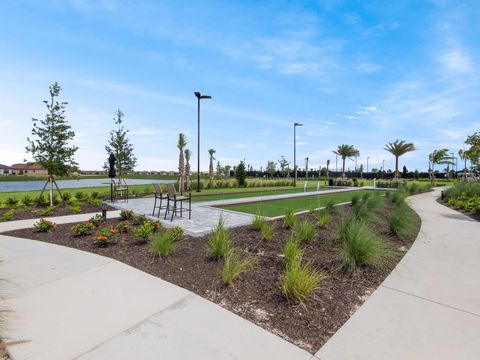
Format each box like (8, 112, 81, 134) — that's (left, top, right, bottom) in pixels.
(0, 0, 479, 172)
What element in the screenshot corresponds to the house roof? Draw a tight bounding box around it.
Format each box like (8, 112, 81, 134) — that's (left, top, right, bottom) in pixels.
(0, 164, 12, 169)
(10, 163, 46, 170)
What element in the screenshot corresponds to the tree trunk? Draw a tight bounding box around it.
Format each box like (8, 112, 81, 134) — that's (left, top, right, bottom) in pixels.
(49, 177, 53, 206)
(395, 156, 399, 179)
(342, 157, 346, 178)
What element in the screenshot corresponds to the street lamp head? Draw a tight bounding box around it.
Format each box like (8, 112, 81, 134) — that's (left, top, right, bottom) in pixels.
(195, 91, 212, 100)
(294, 122, 303, 127)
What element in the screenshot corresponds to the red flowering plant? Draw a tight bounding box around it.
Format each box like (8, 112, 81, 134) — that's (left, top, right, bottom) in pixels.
(93, 226, 119, 247)
(34, 218, 56, 233)
(117, 220, 130, 233)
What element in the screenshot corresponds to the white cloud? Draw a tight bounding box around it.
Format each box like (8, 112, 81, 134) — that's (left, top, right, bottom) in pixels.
(439, 49, 473, 74)
(356, 62, 382, 73)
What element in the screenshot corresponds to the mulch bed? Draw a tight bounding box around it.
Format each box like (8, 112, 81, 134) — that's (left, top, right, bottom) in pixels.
(0, 203, 113, 222)
(2, 199, 419, 353)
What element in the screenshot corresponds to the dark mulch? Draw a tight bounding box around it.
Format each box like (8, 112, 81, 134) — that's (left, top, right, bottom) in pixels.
(0, 203, 113, 222)
(437, 198, 480, 222)
(2, 199, 420, 353)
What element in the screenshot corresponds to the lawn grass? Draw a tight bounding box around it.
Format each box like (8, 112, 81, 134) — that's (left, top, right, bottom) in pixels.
(222, 189, 374, 217)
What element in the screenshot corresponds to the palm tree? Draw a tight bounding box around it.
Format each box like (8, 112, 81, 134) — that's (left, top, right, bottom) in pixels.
(333, 144, 360, 178)
(384, 139, 416, 179)
(208, 148, 216, 183)
(429, 149, 454, 182)
(184, 149, 191, 190)
(177, 133, 186, 193)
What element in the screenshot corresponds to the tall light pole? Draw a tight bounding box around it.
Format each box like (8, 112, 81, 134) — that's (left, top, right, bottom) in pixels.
(367, 156, 371, 173)
(293, 122, 303, 187)
(194, 91, 212, 192)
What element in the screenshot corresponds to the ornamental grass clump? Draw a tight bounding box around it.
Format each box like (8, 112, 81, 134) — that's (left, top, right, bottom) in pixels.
(350, 193, 361, 206)
(338, 217, 389, 271)
(293, 219, 316, 244)
(251, 213, 266, 230)
(33, 218, 56, 233)
(316, 209, 330, 228)
(325, 199, 337, 214)
(281, 262, 324, 304)
(283, 208, 296, 229)
(365, 192, 385, 212)
(221, 250, 254, 285)
(150, 227, 183, 257)
(261, 221, 275, 240)
(207, 218, 232, 259)
(389, 203, 417, 240)
(283, 237, 303, 270)
(392, 189, 407, 205)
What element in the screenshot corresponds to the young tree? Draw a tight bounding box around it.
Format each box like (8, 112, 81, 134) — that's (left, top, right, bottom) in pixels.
(175, 134, 186, 193)
(184, 149, 191, 190)
(26, 82, 78, 205)
(236, 161, 246, 186)
(104, 110, 137, 178)
(384, 139, 416, 179)
(333, 144, 360, 178)
(216, 161, 224, 179)
(278, 156, 290, 178)
(402, 165, 408, 178)
(326, 159, 330, 179)
(266, 161, 276, 178)
(208, 148, 216, 184)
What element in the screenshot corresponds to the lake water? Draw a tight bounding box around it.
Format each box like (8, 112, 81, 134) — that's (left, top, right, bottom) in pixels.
(0, 178, 175, 193)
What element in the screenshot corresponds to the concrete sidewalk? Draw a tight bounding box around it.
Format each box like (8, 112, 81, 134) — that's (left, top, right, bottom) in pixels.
(316, 188, 480, 360)
(0, 235, 314, 360)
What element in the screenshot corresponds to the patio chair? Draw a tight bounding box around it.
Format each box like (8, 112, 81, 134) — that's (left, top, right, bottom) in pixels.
(112, 178, 128, 203)
(164, 183, 191, 221)
(152, 183, 168, 217)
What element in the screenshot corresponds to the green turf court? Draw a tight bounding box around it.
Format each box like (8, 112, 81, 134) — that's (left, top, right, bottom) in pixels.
(191, 186, 327, 202)
(220, 189, 377, 217)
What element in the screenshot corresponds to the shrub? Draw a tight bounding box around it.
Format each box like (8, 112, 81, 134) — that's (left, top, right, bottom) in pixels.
(92, 226, 118, 246)
(21, 195, 35, 207)
(5, 197, 18, 209)
(34, 218, 56, 233)
(281, 262, 323, 304)
(0, 209, 15, 222)
(62, 192, 72, 202)
(389, 203, 418, 239)
(251, 213, 266, 230)
(221, 250, 253, 285)
(316, 210, 330, 228)
(338, 218, 388, 271)
(119, 210, 134, 220)
(39, 205, 57, 217)
(283, 237, 303, 270)
(71, 222, 95, 236)
(75, 191, 85, 201)
(51, 194, 61, 206)
(350, 193, 360, 206)
(68, 204, 81, 214)
(261, 221, 275, 240)
(293, 220, 316, 244)
(117, 220, 130, 233)
(89, 214, 105, 227)
(283, 208, 296, 229)
(133, 214, 148, 225)
(35, 194, 49, 207)
(134, 221, 156, 242)
(207, 218, 231, 259)
(150, 228, 183, 257)
(91, 191, 99, 199)
(408, 182, 419, 195)
(88, 198, 102, 207)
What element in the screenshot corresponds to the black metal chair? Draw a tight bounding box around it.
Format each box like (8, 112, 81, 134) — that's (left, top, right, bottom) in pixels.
(112, 178, 128, 202)
(152, 183, 168, 217)
(164, 184, 191, 221)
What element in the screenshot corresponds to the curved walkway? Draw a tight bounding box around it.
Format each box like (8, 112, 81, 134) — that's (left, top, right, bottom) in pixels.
(316, 188, 480, 360)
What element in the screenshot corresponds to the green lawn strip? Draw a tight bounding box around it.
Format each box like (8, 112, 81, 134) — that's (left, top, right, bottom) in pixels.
(221, 190, 374, 217)
(191, 187, 327, 202)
